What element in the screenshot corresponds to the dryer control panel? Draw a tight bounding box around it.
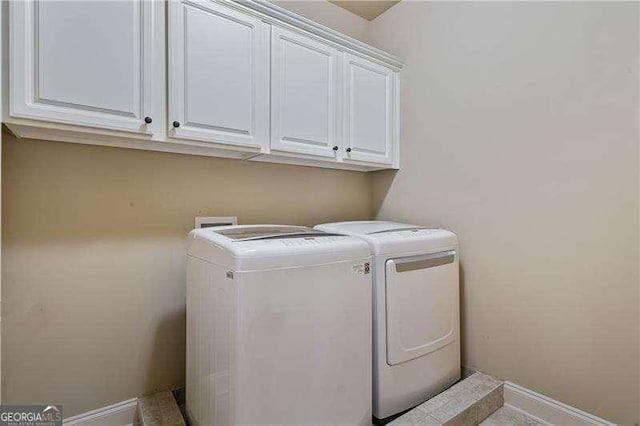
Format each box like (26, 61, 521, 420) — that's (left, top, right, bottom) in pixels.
(372, 228, 440, 239)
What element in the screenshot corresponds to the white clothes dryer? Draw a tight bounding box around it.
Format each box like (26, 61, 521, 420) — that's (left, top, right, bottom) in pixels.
(315, 221, 460, 421)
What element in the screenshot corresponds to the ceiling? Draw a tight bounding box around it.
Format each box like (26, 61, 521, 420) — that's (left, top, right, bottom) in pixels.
(329, 1, 400, 21)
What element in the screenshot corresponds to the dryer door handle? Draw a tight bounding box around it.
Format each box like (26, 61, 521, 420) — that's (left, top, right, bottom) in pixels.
(394, 250, 456, 273)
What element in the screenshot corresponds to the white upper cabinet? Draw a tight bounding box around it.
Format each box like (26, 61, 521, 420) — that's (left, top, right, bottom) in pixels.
(168, 1, 269, 149)
(7, 0, 402, 171)
(343, 53, 396, 166)
(271, 27, 339, 158)
(9, 0, 160, 134)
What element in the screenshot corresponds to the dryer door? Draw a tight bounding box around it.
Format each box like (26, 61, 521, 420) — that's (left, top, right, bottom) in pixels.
(385, 250, 458, 366)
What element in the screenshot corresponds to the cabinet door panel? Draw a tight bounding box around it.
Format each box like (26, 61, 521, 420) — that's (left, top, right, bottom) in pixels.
(169, 1, 268, 148)
(343, 53, 394, 165)
(10, 0, 157, 133)
(271, 27, 338, 158)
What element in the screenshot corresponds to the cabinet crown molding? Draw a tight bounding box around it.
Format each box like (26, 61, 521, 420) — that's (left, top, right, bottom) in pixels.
(232, 0, 404, 70)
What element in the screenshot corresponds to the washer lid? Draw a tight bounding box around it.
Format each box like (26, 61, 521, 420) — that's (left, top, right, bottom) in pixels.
(188, 225, 371, 271)
(215, 225, 327, 241)
(315, 221, 457, 255)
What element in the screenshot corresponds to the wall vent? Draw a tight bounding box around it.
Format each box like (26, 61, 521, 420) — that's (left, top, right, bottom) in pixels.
(195, 216, 238, 229)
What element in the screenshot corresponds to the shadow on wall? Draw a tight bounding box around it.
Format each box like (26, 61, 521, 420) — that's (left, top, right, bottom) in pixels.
(459, 264, 467, 369)
(370, 169, 397, 217)
(1, 132, 375, 244)
(144, 308, 187, 395)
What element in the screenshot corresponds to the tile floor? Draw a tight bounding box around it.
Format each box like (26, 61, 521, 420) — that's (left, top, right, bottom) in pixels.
(136, 391, 186, 426)
(390, 372, 504, 425)
(479, 405, 549, 425)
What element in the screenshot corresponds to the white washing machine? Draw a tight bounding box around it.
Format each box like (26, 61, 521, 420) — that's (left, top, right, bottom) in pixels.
(315, 221, 460, 421)
(186, 225, 372, 426)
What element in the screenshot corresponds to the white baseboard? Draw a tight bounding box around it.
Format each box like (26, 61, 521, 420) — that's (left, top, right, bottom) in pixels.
(504, 382, 615, 426)
(63, 398, 137, 426)
(58, 382, 616, 426)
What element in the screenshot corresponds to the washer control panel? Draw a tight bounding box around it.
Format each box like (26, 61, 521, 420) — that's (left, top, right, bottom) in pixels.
(264, 235, 353, 247)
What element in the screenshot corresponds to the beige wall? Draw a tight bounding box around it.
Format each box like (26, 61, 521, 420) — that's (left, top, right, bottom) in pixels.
(274, 0, 370, 42)
(1, 134, 371, 416)
(369, 2, 639, 424)
(4, 0, 639, 422)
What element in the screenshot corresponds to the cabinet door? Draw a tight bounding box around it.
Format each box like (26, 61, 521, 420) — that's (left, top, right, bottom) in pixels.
(271, 27, 339, 158)
(343, 53, 395, 165)
(10, 0, 160, 134)
(168, 1, 268, 148)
